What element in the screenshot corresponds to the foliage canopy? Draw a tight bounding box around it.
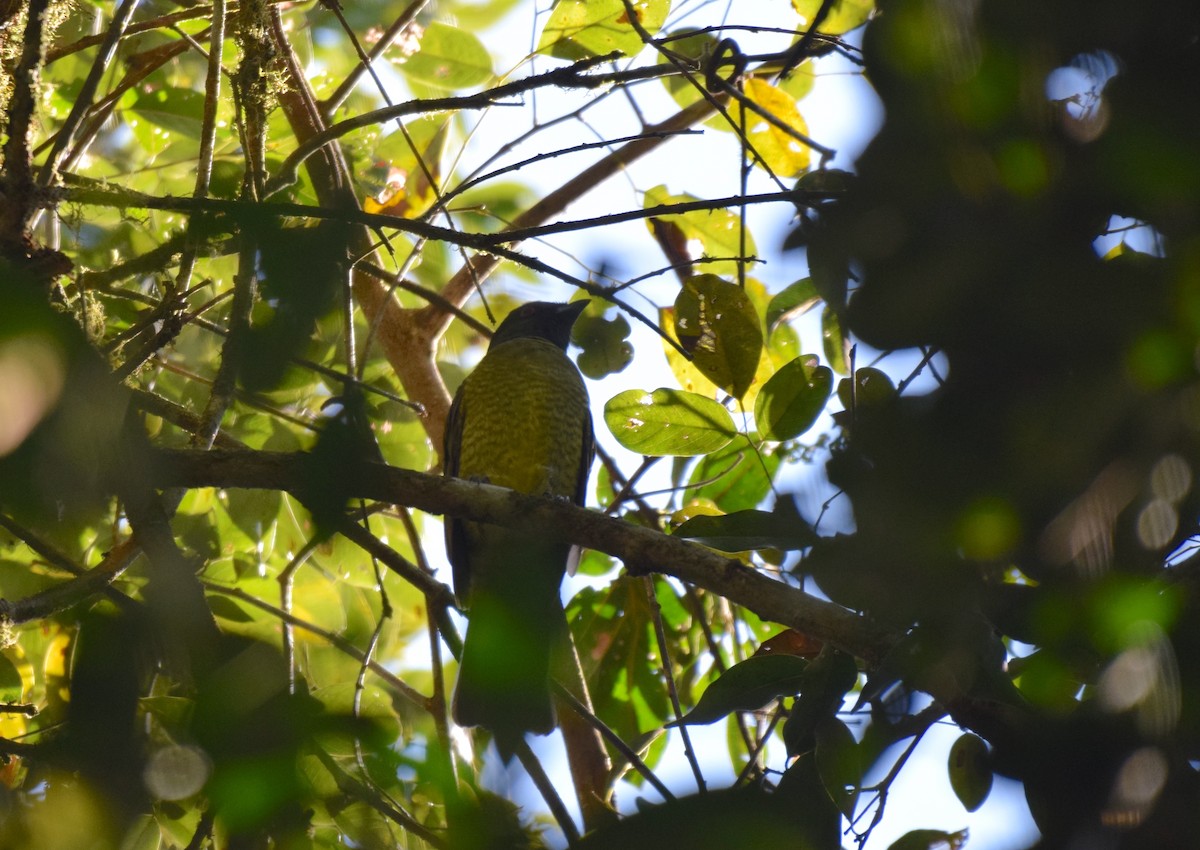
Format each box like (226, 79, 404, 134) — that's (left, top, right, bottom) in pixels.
(2, 1, 1200, 849)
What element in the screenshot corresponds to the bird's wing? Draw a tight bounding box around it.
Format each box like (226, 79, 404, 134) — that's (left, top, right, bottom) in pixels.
(443, 388, 471, 605)
(575, 408, 595, 508)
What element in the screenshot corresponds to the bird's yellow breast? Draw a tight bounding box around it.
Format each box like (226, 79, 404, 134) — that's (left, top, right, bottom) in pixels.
(454, 337, 589, 498)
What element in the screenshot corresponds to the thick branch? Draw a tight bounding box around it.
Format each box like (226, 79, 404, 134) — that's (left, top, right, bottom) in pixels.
(151, 448, 895, 665)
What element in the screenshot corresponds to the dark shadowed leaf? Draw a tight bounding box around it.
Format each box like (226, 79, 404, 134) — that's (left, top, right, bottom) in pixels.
(754, 353, 833, 440)
(671, 654, 808, 725)
(674, 504, 818, 552)
(766, 278, 822, 329)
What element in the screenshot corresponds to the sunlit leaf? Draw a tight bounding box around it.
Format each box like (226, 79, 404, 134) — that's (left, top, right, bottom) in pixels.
(396, 21, 493, 90)
(791, 0, 875, 35)
(645, 185, 757, 277)
(538, 0, 671, 60)
(730, 78, 811, 177)
(604, 388, 737, 455)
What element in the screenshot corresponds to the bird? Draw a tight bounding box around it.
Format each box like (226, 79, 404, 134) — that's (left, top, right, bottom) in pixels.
(443, 299, 594, 758)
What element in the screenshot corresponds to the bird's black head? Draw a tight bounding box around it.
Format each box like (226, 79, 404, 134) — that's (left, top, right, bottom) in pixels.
(489, 300, 589, 351)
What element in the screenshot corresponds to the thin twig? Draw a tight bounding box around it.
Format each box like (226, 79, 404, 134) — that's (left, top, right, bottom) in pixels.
(644, 576, 706, 792)
(37, 0, 143, 187)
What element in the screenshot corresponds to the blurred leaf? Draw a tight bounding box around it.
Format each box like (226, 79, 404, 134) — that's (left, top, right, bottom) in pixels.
(118, 814, 162, 850)
(446, 0, 526, 29)
(573, 312, 634, 378)
(576, 786, 809, 849)
(754, 354, 832, 441)
(396, 21, 493, 89)
(310, 684, 401, 755)
(0, 654, 23, 702)
(791, 0, 874, 34)
(604, 388, 736, 455)
(674, 275, 764, 400)
(671, 654, 808, 725)
(569, 578, 670, 739)
(538, 0, 671, 59)
(130, 87, 206, 137)
(240, 221, 349, 393)
(657, 28, 719, 112)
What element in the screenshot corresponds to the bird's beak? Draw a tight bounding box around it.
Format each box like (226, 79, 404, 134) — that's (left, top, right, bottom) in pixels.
(560, 300, 589, 322)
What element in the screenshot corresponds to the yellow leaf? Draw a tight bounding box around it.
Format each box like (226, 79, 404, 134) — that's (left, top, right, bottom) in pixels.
(731, 78, 811, 177)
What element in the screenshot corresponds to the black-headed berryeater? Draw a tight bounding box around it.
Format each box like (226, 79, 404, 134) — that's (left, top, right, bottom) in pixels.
(443, 300, 593, 758)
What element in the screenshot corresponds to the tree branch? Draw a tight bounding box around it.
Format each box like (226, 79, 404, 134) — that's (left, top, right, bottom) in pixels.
(150, 448, 896, 666)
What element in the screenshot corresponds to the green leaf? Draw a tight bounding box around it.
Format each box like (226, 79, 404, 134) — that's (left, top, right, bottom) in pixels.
(397, 22, 493, 89)
(130, 87, 206, 137)
(658, 28, 718, 111)
(0, 652, 24, 701)
(604, 388, 736, 456)
(948, 732, 993, 812)
(311, 684, 402, 755)
(821, 306, 850, 375)
(791, 0, 875, 35)
(568, 578, 672, 739)
(754, 354, 832, 441)
(118, 814, 162, 850)
(688, 437, 781, 512)
(672, 654, 809, 725)
(674, 506, 818, 552)
(445, 0, 526, 29)
(537, 0, 671, 60)
(766, 278, 822, 329)
(674, 275, 764, 400)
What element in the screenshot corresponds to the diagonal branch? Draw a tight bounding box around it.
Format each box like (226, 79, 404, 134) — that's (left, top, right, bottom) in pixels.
(150, 447, 896, 666)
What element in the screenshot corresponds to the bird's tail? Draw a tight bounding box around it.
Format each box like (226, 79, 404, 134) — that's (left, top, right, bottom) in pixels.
(453, 586, 556, 761)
